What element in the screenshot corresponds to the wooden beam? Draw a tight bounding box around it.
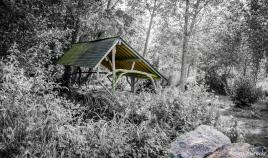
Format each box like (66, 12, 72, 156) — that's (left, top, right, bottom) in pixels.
(112, 47, 116, 93)
(97, 80, 113, 96)
(114, 69, 157, 93)
(78, 67, 82, 86)
(131, 62, 135, 70)
(96, 66, 100, 80)
(115, 58, 141, 62)
(71, 71, 108, 75)
(126, 76, 131, 85)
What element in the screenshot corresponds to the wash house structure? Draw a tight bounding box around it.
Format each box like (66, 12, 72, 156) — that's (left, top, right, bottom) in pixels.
(58, 37, 166, 93)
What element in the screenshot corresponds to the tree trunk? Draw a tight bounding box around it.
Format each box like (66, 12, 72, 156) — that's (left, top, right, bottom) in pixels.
(61, 9, 81, 88)
(189, 0, 201, 35)
(153, 55, 160, 69)
(107, 0, 112, 10)
(265, 59, 268, 78)
(249, 0, 263, 84)
(191, 57, 198, 82)
(242, 58, 248, 77)
(179, 0, 190, 90)
(61, 66, 72, 87)
(142, 0, 157, 57)
(252, 60, 260, 83)
(187, 63, 191, 78)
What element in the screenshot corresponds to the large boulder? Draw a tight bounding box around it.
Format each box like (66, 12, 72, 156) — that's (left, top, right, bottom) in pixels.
(170, 125, 231, 158)
(207, 143, 265, 158)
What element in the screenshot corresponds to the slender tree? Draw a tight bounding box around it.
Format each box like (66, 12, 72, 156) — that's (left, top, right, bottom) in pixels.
(179, 0, 190, 90)
(143, 0, 157, 57)
(179, 0, 211, 89)
(248, 0, 266, 82)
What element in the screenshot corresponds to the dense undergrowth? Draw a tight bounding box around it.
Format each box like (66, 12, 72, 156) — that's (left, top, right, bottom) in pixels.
(231, 78, 261, 107)
(1, 52, 219, 157)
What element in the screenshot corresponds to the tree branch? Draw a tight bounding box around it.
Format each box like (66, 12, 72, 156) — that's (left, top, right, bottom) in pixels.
(110, 0, 121, 10)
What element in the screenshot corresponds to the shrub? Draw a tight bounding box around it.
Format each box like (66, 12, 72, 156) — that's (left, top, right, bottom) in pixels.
(135, 80, 156, 93)
(119, 85, 219, 140)
(215, 116, 245, 143)
(204, 70, 229, 95)
(0, 54, 75, 157)
(70, 91, 123, 121)
(0, 52, 219, 157)
(0, 54, 169, 157)
(231, 78, 259, 107)
(256, 78, 268, 98)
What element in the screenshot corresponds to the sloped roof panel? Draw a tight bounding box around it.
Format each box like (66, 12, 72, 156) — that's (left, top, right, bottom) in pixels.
(58, 37, 118, 67)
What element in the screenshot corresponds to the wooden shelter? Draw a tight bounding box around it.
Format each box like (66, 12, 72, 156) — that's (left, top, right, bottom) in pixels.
(58, 37, 166, 93)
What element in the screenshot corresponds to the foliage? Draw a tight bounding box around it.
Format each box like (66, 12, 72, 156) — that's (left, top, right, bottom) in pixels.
(119, 85, 219, 140)
(0, 51, 219, 157)
(215, 116, 245, 143)
(204, 69, 229, 95)
(135, 80, 156, 93)
(231, 78, 260, 107)
(1, 0, 268, 157)
(247, 0, 268, 81)
(0, 52, 168, 157)
(70, 91, 123, 121)
(0, 53, 73, 157)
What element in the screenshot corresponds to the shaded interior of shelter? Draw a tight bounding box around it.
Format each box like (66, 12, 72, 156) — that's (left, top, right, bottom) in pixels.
(101, 44, 158, 79)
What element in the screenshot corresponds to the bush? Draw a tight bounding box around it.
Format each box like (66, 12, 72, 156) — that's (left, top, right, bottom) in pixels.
(135, 80, 156, 93)
(0, 54, 169, 157)
(256, 78, 268, 98)
(204, 70, 229, 95)
(70, 91, 123, 121)
(119, 85, 219, 140)
(231, 78, 259, 107)
(0, 52, 219, 157)
(215, 116, 245, 143)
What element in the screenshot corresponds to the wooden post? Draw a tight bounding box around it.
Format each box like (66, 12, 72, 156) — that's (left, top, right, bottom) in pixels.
(96, 66, 100, 80)
(112, 47, 116, 93)
(130, 76, 135, 93)
(78, 67, 82, 86)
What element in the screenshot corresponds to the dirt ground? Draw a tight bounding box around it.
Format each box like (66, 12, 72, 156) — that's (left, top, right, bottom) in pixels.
(217, 96, 268, 148)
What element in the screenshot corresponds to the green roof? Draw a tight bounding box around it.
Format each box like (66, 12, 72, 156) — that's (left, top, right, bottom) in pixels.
(58, 37, 118, 67)
(57, 37, 167, 80)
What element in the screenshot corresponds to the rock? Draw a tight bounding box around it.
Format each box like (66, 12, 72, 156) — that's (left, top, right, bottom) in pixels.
(207, 143, 256, 158)
(254, 146, 267, 157)
(170, 125, 231, 158)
